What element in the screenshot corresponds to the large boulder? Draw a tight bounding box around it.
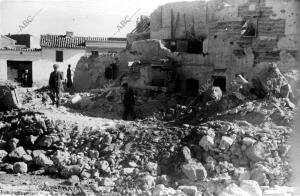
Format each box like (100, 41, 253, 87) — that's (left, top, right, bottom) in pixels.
(181, 161, 207, 181)
(203, 86, 222, 102)
(34, 153, 54, 167)
(152, 184, 176, 196)
(13, 162, 28, 174)
(177, 185, 198, 196)
(60, 165, 83, 178)
(51, 150, 70, 169)
(8, 146, 27, 161)
(0, 150, 8, 163)
(253, 64, 294, 99)
(240, 180, 262, 196)
(245, 142, 266, 163)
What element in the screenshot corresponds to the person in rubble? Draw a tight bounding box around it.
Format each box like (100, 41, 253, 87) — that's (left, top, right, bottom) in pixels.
(21, 69, 30, 87)
(49, 64, 64, 107)
(121, 82, 136, 120)
(66, 64, 73, 89)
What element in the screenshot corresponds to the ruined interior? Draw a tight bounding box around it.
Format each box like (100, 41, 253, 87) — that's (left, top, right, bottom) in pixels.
(0, 0, 299, 195)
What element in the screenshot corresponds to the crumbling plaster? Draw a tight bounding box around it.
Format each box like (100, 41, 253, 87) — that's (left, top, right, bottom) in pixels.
(150, 1, 208, 40)
(122, 0, 298, 93)
(207, 0, 298, 87)
(73, 54, 117, 91)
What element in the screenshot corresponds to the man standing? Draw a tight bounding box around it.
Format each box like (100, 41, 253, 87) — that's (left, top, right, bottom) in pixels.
(66, 64, 73, 89)
(49, 64, 64, 107)
(21, 69, 30, 87)
(121, 82, 136, 120)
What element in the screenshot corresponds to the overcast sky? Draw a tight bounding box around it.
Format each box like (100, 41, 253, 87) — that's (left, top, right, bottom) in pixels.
(0, 0, 201, 41)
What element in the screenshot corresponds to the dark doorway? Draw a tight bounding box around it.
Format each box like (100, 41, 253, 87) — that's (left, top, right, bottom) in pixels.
(186, 79, 199, 97)
(7, 60, 32, 87)
(213, 76, 226, 91)
(104, 63, 117, 80)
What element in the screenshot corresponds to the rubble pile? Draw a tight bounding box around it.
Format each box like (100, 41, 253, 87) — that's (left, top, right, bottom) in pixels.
(0, 65, 296, 195)
(0, 94, 295, 195)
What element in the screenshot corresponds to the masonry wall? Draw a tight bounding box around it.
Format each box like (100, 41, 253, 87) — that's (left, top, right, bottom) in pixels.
(207, 0, 299, 86)
(149, 0, 299, 91)
(73, 54, 117, 91)
(150, 1, 209, 40)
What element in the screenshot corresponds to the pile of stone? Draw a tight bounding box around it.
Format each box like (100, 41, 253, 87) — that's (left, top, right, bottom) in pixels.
(0, 96, 295, 195)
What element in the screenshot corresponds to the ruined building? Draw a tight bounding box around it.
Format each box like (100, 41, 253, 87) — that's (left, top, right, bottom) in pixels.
(120, 0, 298, 96)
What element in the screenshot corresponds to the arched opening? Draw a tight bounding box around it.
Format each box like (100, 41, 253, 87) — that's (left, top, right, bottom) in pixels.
(213, 76, 226, 91)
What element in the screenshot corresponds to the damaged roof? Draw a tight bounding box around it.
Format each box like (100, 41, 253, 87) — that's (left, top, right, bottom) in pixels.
(40, 34, 127, 49)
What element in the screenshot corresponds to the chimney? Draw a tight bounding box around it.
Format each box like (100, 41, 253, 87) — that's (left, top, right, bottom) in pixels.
(66, 31, 74, 38)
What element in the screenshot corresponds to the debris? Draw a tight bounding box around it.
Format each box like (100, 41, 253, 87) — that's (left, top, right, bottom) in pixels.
(13, 162, 28, 174)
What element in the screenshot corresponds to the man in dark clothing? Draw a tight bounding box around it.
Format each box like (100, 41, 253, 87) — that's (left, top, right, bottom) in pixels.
(66, 64, 73, 88)
(21, 69, 31, 87)
(121, 82, 136, 120)
(49, 64, 64, 107)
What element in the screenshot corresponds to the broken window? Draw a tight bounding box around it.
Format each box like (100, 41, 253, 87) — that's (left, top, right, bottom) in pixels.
(187, 38, 203, 54)
(241, 18, 257, 37)
(56, 51, 63, 62)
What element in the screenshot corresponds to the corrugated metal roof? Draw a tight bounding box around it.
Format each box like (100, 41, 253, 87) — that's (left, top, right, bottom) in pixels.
(40, 34, 127, 49)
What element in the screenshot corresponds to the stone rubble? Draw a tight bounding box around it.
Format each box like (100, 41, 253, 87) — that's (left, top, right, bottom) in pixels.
(0, 65, 297, 195)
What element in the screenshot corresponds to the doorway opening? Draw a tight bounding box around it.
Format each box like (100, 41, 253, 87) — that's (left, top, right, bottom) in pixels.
(7, 60, 32, 87)
(186, 78, 199, 97)
(104, 63, 117, 80)
(213, 76, 226, 91)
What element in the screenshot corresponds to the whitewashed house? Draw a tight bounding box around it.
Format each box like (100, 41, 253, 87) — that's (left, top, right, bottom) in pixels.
(0, 32, 127, 86)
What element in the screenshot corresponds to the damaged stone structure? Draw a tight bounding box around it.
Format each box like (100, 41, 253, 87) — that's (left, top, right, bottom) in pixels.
(119, 0, 298, 96)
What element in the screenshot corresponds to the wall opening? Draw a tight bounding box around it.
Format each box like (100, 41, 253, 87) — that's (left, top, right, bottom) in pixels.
(92, 51, 99, 56)
(187, 38, 203, 54)
(186, 78, 199, 97)
(213, 76, 226, 91)
(104, 63, 117, 80)
(7, 60, 32, 87)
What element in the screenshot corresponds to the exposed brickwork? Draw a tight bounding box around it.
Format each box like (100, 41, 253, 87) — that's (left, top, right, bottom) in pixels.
(236, 0, 286, 66)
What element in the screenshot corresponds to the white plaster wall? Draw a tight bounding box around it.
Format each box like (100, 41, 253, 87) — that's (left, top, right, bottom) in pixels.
(38, 48, 87, 86)
(0, 48, 86, 86)
(0, 50, 42, 82)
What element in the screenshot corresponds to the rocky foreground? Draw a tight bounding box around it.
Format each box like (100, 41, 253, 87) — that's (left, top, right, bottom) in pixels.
(0, 95, 296, 196)
(0, 65, 298, 195)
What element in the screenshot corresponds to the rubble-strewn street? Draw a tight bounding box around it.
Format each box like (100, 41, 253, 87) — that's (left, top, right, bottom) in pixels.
(0, 64, 297, 196)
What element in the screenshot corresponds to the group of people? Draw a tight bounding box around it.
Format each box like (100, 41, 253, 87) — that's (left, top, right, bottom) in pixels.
(48, 64, 136, 120)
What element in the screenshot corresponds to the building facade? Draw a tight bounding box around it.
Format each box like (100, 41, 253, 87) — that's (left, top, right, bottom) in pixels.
(0, 32, 127, 87)
(121, 0, 298, 95)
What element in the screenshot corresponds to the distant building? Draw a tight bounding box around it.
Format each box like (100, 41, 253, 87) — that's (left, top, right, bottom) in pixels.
(0, 35, 17, 48)
(0, 32, 127, 87)
(7, 34, 31, 48)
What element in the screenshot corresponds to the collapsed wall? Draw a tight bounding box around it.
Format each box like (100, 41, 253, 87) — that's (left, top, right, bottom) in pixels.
(73, 54, 118, 91)
(147, 0, 299, 93)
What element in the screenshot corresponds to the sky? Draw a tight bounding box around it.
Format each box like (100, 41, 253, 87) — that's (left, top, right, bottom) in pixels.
(0, 0, 201, 45)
